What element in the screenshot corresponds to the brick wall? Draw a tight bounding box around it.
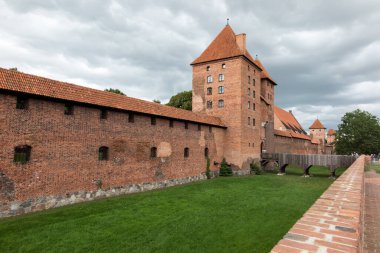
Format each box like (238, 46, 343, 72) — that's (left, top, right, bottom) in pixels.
(271, 155, 366, 253)
(192, 57, 265, 171)
(274, 135, 319, 155)
(0, 93, 225, 216)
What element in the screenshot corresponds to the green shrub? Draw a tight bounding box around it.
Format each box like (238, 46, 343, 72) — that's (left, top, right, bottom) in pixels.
(250, 162, 263, 175)
(219, 158, 232, 176)
(206, 158, 211, 179)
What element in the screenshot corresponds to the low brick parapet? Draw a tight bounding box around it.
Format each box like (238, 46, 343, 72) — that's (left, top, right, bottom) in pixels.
(271, 155, 366, 253)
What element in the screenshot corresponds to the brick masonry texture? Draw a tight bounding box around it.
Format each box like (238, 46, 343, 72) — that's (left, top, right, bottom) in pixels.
(0, 94, 224, 217)
(271, 155, 367, 253)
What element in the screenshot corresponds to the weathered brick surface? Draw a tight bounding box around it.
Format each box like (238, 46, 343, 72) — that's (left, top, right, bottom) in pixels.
(0, 93, 225, 216)
(271, 155, 366, 253)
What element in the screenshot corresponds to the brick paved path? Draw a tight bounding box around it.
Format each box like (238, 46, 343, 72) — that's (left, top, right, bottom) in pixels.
(363, 170, 380, 252)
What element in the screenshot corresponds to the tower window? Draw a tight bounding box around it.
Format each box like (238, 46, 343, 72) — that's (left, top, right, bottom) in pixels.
(219, 74, 224, 82)
(248, 76, 251, 84)
(248, 117, 251, 125)
(100, 109, 107, 119)
(14, 145, 31, 164)
(218, 86, 224, 94)
(98, 146, 109, 161)
(129, 113, 135, 123)
(252, 79, 255, 86)
(64, 104, 74, 115)
(248, 101, 250, 109)
(150, 147, 157, 158)
(253, 103, 256, 111)
(204, 147, 209, 158)
(218, 100, 224, 108)
(253, 91, 256, 98)
(248, 65, 250, 71)
(222, 64, 226, 69)
(253, 118, 256, 126)
(169, 120, 174, 128)
(184, 147, 189, 158)
(151, 117, 156, 125)
(207, 101, 213, 109)
(207, 87, 212, 95)
(207, 75, 213, 83)
(16, 96, 28, 110)
(206, 66, 210, 71)
(248, 88, 250, 96)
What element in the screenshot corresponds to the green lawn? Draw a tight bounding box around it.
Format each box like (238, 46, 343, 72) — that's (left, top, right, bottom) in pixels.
(0, 167, 341, 253)
(370, 163, 380, 173)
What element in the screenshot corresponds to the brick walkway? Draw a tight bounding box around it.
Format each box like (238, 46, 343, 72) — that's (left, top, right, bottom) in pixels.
(363, 170, 380, 252)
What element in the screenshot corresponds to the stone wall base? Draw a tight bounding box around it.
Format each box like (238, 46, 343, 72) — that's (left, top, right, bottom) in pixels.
(1, 174, 210, 218)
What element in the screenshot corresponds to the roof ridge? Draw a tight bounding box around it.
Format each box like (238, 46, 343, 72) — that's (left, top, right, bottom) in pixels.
(0, 67, 225, 127)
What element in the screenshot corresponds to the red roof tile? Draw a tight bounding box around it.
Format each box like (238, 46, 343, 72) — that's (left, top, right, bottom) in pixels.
(191, 25, 261, 69)
(274, 129, 292, 138)
(0, 68, 225, 127)
(274, 106, 306, 133)
(327, 129, 336, 135)
(309, 119, 326, 129)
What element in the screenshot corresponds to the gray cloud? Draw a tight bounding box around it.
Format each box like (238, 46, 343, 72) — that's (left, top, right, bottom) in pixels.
(1, 0, 379, 130)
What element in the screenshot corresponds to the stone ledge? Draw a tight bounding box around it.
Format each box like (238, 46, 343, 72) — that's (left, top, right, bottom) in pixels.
(271, 155, 366, 253)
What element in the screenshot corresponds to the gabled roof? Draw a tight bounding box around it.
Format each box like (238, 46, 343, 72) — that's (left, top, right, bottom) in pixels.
(309, 119, 326, 129)
(327, 129, 336, 135)
(0, 68, 225, 127)
(254, 59, 277, 85)
(274, 106, 307, 134)
(191, 25, 260, 68)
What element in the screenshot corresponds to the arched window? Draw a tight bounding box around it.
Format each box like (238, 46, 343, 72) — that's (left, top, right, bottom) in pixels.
(204, 147, 209, 158)
(184, 147, 189, 158)
(98, 146, 109, 161)
(14, 145, 31, 164)
(150, 147, 157, 158)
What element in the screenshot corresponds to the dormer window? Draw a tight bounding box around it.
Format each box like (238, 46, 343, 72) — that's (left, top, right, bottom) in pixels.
(207, 75, 213, 83)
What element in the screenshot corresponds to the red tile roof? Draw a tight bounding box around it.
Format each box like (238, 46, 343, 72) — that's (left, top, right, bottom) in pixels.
(191, 25, 261, 69)
(275, 106, 305, 132)
(274, 129, 292, 138)
(327, 129, 336, 135)
(254, 59, 277, 85)
(274, 106, 311, 140)
(309, 119, 326, 129)
(0, 67, 225, 127)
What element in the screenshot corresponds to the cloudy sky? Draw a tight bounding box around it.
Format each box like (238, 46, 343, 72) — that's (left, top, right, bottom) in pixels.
(1, 0, 379, 130)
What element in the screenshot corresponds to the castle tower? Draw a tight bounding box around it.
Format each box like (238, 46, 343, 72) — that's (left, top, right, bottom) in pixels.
(191, 25, 276, 171)
(309, 119, 326, 153)
(327, 129, 335, 144)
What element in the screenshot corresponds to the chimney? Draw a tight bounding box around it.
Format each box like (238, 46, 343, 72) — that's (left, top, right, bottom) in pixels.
(236, 33, 246, 52)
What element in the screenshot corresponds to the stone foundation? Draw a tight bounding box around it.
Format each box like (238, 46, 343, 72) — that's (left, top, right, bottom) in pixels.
(0, 174, 209, 218)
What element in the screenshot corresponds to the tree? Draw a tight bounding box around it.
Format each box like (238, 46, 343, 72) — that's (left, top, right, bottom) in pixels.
(219, 158, 232, 176)
(166, 90, 192, 110)
(335, 109, 380, 155)
(104, 88, 126, 96)
(153, 99, 161, 104)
